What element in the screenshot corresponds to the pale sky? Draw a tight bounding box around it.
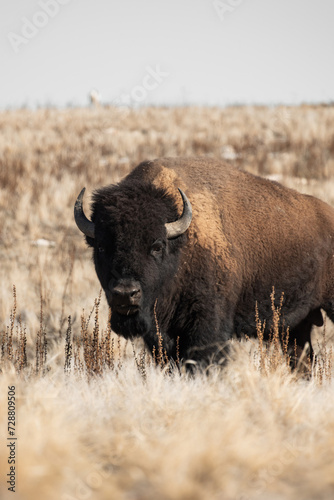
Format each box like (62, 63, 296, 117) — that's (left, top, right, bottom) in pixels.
(1, 0, 333, 109)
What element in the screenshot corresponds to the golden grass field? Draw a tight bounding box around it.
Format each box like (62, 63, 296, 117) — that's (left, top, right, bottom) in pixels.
(1, 104, 334, 499)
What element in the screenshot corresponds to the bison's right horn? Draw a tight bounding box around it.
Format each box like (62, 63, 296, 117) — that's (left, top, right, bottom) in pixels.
(165, 189, 192, 239)
(74, 188, 95, 239)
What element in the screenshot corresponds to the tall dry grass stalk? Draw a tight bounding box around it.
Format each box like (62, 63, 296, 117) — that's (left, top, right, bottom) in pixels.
(253, 289, 290, 375)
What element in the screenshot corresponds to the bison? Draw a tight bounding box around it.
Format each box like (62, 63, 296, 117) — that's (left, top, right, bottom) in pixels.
(74, 157, 334, 366)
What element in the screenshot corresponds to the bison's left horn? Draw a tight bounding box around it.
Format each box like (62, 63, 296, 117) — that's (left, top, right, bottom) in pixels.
(74, 188, 95, 239)
(165, 189, 192, 239)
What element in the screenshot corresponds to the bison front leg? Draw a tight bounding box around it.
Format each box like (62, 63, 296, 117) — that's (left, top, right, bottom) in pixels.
(179, 315, 233, 370)
(145, 297, 234, 369)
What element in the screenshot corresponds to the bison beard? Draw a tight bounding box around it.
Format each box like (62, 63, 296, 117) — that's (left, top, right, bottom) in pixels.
(74, 157, 334, 369)
(110, 308, 151, 340)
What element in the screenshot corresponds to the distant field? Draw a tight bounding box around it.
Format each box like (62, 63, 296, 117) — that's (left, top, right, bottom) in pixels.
(0, 105, 334, 500)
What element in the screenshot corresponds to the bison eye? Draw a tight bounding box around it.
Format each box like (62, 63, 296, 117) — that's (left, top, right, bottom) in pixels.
(150, 240, 164, 259)
(97, 245, 105, 254)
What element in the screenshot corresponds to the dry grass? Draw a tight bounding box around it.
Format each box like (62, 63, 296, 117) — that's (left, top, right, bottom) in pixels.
(0, 104, 334, 499)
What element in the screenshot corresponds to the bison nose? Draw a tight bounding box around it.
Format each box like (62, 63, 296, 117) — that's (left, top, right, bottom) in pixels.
(111, 280, 142, 309)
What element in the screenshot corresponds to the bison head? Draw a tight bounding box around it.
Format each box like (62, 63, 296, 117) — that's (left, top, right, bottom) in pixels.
(74, 184, 192, 340)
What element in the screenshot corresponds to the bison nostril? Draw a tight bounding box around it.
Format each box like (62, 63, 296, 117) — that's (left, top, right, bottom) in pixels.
(113, 287, 140, 298)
